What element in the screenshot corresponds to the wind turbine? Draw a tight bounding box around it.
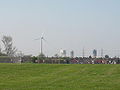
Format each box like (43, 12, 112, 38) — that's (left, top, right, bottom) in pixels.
(35, 33, 45, 56)
(41, 33, 44, 55)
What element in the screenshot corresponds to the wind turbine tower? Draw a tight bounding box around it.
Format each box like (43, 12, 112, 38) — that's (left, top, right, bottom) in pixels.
(40, 33, 45, 55)
(41, 33, 43, 54)
(35, 33, 45, 56)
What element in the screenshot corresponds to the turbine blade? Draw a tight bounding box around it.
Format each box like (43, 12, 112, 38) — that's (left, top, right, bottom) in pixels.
(42, 37, 46, 41)
(34, 38, 40, 40)
(41, 33, 44, 38)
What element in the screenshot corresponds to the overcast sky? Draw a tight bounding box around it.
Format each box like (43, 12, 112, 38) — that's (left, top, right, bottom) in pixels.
(0, 0, 120, 57)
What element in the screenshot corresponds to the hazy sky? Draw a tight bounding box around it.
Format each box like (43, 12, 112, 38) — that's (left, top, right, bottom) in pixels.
(0, 0, 120, 57)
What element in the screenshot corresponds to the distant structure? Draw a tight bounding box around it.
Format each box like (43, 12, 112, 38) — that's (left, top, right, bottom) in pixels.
(35, 33, 45, 58)
(101, 49, 103, 58)
(60, 49, 66, 57)
(82, 48, 85, 58)
(93, 49, 97, 58)
(70, 50, 74, 58)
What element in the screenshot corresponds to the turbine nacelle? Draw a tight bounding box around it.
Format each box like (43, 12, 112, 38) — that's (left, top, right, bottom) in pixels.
(35, 33, 45, 41)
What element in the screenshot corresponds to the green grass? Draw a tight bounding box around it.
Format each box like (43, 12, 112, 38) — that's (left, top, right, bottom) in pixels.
(0, 64, 120, 90)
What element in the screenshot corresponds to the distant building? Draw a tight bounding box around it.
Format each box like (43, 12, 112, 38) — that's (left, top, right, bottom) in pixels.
(70, 50, 74, 58)
(93, 49, 97, 58)
(60, 49, 66, 57)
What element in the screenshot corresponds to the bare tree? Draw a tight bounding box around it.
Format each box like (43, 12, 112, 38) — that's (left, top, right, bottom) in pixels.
(2, 36, 17, 57)
(0, 45, 2, 56)
(0, 45, 1, 53)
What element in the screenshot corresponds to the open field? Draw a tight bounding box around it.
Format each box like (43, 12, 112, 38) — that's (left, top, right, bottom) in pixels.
(0, 64, 120, 90)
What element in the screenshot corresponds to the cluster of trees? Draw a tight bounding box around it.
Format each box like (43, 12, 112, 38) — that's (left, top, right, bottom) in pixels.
(0, 35, 17, 57)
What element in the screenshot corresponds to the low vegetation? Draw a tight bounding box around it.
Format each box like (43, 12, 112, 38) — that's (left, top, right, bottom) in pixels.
(0, 64, 120, 90)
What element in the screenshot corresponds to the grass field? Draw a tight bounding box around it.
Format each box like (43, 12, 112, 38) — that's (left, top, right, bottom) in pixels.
(0, 64, 120, 90)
